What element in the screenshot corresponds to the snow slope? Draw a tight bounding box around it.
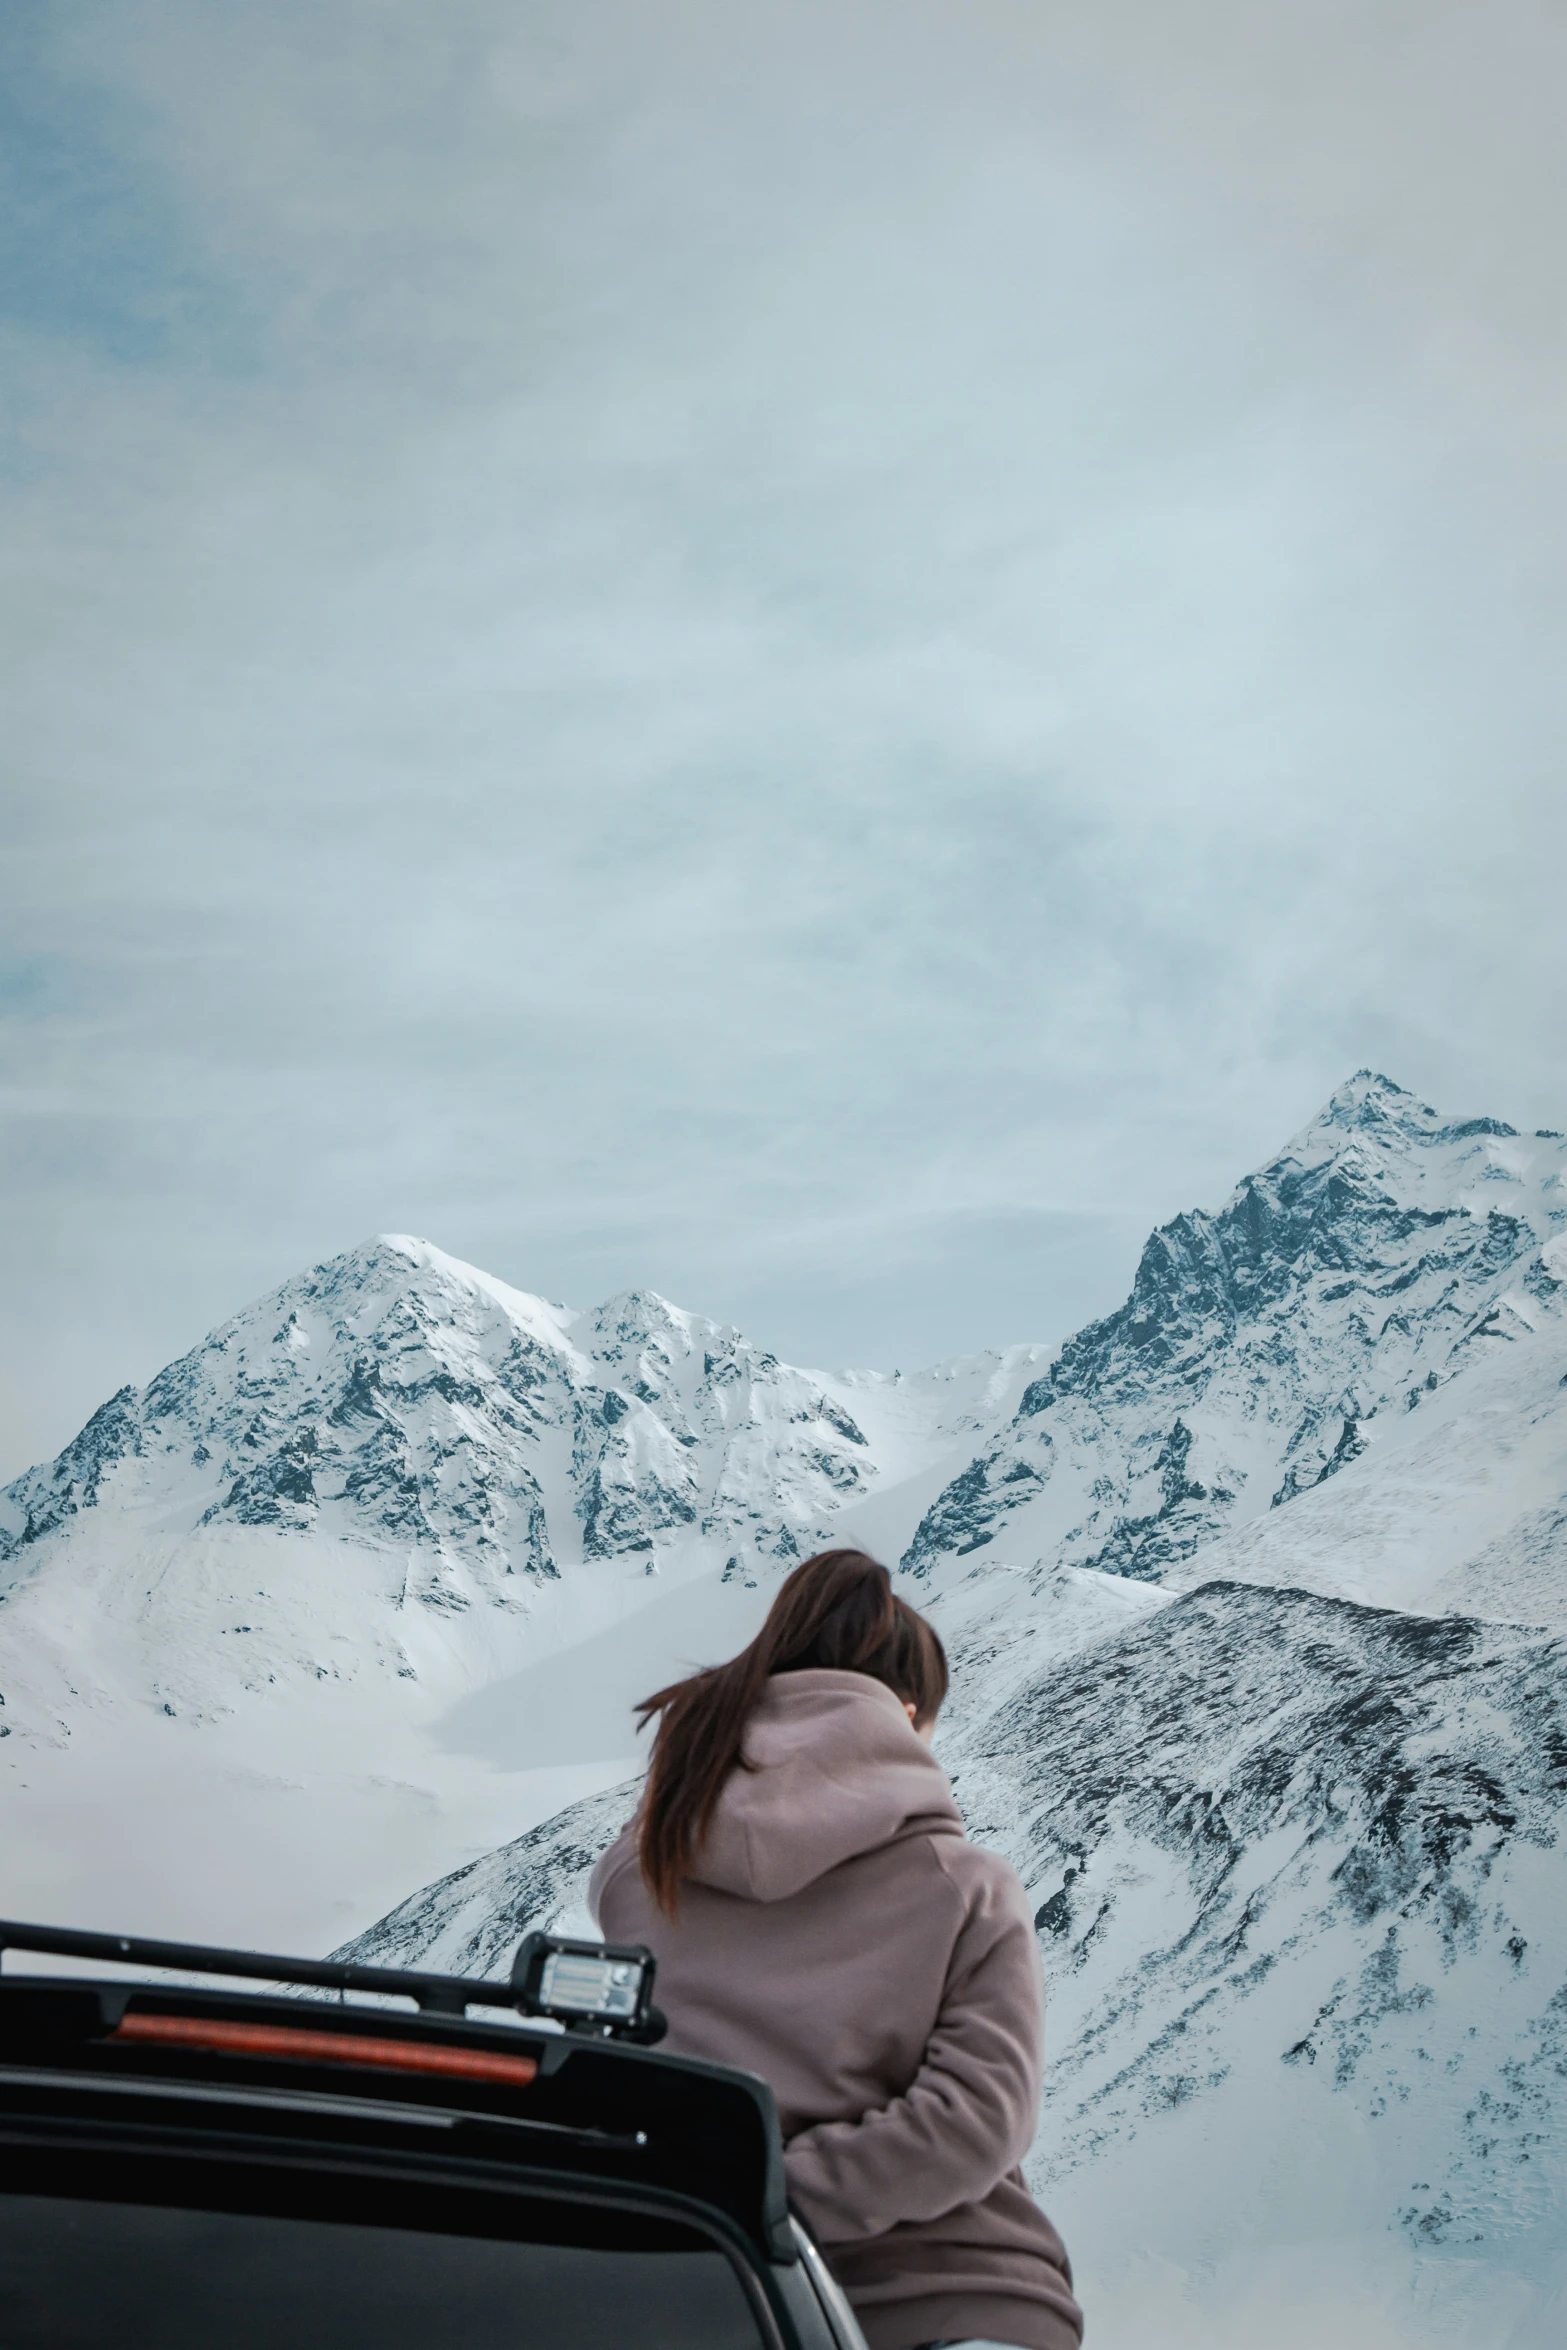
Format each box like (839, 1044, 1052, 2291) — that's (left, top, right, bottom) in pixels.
(344, 1578, 1567, 2347)
(0, 1233, 1042, 1945)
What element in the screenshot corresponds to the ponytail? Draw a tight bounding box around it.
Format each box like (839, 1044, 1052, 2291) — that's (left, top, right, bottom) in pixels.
(634, 1548, 947, 1915)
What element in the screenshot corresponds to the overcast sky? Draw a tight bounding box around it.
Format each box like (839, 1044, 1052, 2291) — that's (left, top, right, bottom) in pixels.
(4, 0, 1566, 1478)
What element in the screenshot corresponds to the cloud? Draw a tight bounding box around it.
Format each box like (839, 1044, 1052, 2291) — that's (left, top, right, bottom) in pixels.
(3, 0, 1565, 1472)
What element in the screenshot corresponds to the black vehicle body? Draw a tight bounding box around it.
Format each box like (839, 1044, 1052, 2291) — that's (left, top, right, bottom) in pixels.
(0, 1920, 868, 2350)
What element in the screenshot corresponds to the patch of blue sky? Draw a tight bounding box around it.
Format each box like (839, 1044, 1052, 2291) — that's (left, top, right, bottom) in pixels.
(0, 955, 60, 1015)
(0, 6, 253, 372)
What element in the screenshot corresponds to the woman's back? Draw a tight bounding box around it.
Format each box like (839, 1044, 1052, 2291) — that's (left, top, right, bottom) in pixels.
(591, 1663, 1082, 2350)
(593, 1668, 976, 2130)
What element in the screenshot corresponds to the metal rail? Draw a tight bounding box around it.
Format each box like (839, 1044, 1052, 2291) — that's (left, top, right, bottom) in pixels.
(0, 1917, 517, 2017)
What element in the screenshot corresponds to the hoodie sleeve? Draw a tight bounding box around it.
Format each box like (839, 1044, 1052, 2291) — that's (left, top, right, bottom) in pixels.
(781, 1841, 1044, 2245)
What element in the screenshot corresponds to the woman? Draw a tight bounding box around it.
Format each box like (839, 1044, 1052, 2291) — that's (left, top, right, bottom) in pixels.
(589, 1548, 1083, 2350)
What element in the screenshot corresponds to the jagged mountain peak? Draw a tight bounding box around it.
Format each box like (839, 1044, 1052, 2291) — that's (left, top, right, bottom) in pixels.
(1285, 1071, 1532, 1179)
(902, 1075, 1567, 1586)
(1316, 1067, 1437, 1129)
(1076, 1069, 1565, 1381)
(0, 1232, 592, 1585)
(578, 1286, 722, 1360)
(583, 1284, 692, 1327)
(339, 1234, 579, 1349)
(0, 1232, 894, 1588)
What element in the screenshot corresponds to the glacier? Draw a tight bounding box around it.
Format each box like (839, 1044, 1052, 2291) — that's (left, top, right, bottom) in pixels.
(4, 1069, 1567, 2345)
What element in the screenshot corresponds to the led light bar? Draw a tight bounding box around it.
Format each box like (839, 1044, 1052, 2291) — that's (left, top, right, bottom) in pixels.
(510, 1933, 664, 2043)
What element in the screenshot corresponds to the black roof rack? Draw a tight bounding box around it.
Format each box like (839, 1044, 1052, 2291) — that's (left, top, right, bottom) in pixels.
(0, 1918, 516, 2017)
(0, 1917, 797, 2267)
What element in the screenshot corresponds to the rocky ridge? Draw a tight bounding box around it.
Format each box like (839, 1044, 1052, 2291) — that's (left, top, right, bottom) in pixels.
(340, 1577, 1567, 2323)
(0, 1236, 1041, 1603)
(901, 1072, 1567, 1589)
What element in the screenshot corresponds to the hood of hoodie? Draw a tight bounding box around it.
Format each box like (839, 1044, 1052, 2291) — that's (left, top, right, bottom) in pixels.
(688, 1667, 963, 1904)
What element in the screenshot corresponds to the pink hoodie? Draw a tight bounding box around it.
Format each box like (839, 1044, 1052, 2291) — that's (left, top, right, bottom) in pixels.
(589, 1668, 1083, 2350)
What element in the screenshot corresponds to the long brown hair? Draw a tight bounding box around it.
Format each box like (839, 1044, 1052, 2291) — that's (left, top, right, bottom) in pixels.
(634, 1548, 948, 1915)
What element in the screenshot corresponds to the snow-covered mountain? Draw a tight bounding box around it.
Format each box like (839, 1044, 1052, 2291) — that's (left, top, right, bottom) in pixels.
(339, 1565, 1567, 2337)
(0, 1233, 1036, 1587)
(325, 1073, 1567, 2350)
(0, 1232, 1043, 1948)
(901, 1071, 1567, 1608)
(6, 1069, 1567, 2343)
(341, 1579, 1567, 2340)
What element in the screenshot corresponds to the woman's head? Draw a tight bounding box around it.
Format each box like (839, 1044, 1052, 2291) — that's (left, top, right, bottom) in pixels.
(634, 1548, 947, 1914)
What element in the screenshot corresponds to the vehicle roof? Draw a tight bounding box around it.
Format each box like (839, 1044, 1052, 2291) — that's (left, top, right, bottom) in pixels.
(0, 1967, 793, 2264)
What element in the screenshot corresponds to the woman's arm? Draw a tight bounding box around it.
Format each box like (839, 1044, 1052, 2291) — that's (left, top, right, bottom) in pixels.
(782, 1849, 1044, 2246)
